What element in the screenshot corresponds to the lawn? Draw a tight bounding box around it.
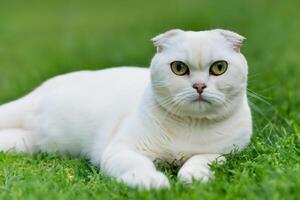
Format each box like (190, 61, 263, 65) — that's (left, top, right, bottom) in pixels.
(0, 0, 299, 199)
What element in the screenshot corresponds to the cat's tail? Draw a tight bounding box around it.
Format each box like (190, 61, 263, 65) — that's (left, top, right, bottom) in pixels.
(0, 94, 36, 129)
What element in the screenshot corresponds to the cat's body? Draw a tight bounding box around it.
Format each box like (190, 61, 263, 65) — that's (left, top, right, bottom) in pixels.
(0, 29, 252, 189)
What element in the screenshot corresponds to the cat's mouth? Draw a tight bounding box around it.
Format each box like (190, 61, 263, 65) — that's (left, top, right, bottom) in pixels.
(191, 96, 211, 104)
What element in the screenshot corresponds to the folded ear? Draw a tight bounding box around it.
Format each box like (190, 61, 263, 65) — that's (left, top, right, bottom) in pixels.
(151, 29, 184, 52)
(215, 29, 246, 52)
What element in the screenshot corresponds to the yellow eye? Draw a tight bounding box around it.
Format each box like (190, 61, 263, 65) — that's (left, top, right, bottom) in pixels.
(210, 61, 228, 76)
(170, 61, 189, 76)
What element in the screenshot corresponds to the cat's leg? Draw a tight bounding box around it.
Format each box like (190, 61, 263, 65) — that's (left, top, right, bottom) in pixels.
(101, 143, 170, 189)
(0, 129, 35, 153)
(178, 154, 225, 183)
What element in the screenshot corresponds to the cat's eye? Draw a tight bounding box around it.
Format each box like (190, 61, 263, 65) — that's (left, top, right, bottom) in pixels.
(210, 60, 228, 76)
(170, 61, 190, 76)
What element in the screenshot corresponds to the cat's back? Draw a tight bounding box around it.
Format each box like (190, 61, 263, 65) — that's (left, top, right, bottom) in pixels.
(34, 67, 150, 114)
(33, 67, 150, 111)
(37, 67, 149, 93)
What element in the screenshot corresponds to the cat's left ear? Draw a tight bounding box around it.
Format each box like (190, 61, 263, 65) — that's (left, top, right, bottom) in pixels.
(152, 29, 184, 52)
(216, 29, 246, 52)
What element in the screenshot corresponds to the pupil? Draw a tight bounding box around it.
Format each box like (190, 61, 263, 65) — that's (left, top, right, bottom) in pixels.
(176, 64, 182, 71)
(217, 64, 223, 71)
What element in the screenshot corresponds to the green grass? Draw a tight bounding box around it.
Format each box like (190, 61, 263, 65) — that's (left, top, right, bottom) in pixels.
(0, 0, 299, 199)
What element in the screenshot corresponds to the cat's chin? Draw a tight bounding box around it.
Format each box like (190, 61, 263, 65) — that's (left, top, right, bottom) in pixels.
(165, 97, 235, 121)
(152, 90, 237, 121)
(161, 100, 219, 120)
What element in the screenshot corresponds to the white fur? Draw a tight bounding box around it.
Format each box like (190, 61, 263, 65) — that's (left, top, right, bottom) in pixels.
(0, 29, 252, 189)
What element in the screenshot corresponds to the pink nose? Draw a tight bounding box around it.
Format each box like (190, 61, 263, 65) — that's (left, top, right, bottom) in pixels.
(193, 83, 207, 94)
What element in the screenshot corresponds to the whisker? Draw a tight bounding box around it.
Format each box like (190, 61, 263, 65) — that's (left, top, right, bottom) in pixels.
(247, 88, 272, 106)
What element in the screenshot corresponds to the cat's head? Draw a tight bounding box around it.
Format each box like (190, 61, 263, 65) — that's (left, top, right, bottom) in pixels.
(150, 29, 248, 120)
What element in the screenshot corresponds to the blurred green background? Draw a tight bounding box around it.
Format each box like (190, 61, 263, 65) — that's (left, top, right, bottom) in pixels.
(0, 0, 299, 199)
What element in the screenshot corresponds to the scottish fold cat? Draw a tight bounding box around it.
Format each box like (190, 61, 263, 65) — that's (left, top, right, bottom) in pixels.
(0, 29, 252, 189)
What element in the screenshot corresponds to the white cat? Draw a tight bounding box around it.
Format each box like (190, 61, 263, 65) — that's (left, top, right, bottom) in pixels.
(0, 29, 252, 189)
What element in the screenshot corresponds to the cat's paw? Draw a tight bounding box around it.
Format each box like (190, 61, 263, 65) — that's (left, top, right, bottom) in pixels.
(178, 165, 213, 183)
(118, 169, 170, 189)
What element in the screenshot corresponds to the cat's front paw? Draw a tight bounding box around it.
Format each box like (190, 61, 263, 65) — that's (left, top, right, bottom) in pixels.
(178, 165, 213, 183)
(118, 169, 170, 189)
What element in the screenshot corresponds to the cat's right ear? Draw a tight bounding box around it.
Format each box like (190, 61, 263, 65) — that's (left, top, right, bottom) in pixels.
(215, 29, 246, 52)
(152, 29, 183, 52)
